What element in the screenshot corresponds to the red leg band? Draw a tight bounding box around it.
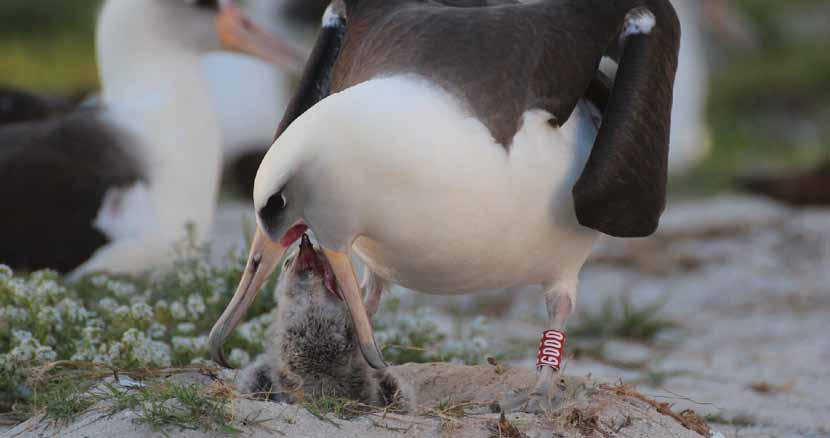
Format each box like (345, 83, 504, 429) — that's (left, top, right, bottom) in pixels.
(536, 329, 566, 371)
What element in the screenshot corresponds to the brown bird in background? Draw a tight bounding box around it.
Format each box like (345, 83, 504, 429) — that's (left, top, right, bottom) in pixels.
(738, 161, 830, 206)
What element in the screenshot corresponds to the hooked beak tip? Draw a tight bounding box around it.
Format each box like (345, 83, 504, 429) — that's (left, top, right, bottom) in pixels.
(361, 341, 388, 369)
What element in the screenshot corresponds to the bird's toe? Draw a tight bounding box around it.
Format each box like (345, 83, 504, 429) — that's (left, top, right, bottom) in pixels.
(496, 389, 555, 414)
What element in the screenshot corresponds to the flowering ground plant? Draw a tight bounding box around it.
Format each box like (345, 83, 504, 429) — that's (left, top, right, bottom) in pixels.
(0, 236, 491, 428)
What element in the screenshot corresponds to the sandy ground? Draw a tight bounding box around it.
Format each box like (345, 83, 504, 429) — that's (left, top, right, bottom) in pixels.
(427, 196, 830, 438)
(209, 195, 830, 437)
(4, 195, 828, 437)
(3, 364, 706, 438)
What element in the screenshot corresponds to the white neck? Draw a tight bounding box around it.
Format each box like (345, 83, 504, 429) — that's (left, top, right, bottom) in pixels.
(95, 0, 223, 241)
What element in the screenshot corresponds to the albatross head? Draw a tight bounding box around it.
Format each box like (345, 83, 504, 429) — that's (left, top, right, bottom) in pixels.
(208, 109, 387, 370)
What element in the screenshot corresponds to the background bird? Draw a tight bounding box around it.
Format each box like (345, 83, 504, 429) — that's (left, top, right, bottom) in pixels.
(0, 0, 301, 277)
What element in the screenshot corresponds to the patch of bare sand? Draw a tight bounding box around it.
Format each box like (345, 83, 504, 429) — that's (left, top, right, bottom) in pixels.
(3, 363, 709, 438)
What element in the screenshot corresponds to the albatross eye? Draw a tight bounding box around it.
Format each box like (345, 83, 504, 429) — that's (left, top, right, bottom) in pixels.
(259, 190, 288, 232)
(183, 0, 219, 10)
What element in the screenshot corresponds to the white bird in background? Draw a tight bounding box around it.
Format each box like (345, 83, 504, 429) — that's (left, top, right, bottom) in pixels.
(0, 0, 303, 277)
(204, 0, 329, 168)
(600, 0, 757, 174)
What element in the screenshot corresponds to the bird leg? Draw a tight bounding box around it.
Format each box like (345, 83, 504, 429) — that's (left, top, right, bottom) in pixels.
(361, 266, 387, 319)
(499, 280, 576, 414)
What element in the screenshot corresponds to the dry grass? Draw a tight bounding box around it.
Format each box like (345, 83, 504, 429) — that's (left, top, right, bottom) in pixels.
(601, 383, 711, 437)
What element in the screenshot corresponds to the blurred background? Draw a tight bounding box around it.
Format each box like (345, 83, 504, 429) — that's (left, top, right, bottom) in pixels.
(2, 0, 829, 195)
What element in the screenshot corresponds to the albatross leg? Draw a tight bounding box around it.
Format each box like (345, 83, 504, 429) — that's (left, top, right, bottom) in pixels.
(499, 279, 577, 414)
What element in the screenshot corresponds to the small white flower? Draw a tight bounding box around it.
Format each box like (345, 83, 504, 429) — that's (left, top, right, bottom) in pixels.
(186, 294, 206, 318)
(130, 302, 154, 322)
(98, 298, 119, 313)
(177, 270, 196, 285)
(11, 329, 33, 343)
(36, 306, 63, 328)
(9, 279, 28, 300)
(113, 305, 131, 318)
(35, 345, 57, 362)
(229, 349, 251, 367)
(82, 325, 102, 343)
(129, 295, 150, 305)
(122, 329, 171, 367)
(90, 275, 109, 288)
(176, 323, 196, 334)
(0, 264, 12, 280)
(170, 301, 188, 320)
(0, 306, 28, 324)
(171, 336, 192, 353)
(237, 314, 273, 344)
(10, 344, 35, 362)
(108, 280, 137, 297)
(154, 300, 169, 312)
(148, 323, 167, 339)
(207, 278, 226, 304)
(192, 335, 208, 351)
(171, 335, 207, 355)
(108, 342, 124, 362)
(39, 279, 64, 300)
(58, 298, 90, 323)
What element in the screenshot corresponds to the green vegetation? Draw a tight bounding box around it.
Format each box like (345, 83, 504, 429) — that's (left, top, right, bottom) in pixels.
(673, 0, 830, 194)
(569, 295, 678, 343)
(20, 368, 241, 435)
(0, 0, 99, 93)
(0, 231, 491, 427)
(302, 396, 363, 424)
(103, 381, 241, 435)
(28, 377, 96, 425)
(704, 412, 757, 428)
(374, 297, 491, 365)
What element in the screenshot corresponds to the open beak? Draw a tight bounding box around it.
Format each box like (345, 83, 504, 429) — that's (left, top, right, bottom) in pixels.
(215, 0, 307, 74)
(209, 225, 386, 370)
(209, 227, 290, 368)
(322, 248, 388, 370)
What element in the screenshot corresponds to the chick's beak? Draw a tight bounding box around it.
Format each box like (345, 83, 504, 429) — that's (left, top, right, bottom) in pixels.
(215, 0, 307, 73)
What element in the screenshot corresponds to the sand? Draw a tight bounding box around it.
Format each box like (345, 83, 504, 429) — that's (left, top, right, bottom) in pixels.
(5, 194, 829, 437)
(3, 363, 706, 438)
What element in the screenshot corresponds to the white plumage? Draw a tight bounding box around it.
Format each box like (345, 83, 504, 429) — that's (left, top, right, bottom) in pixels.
(256, 75, 600, 294)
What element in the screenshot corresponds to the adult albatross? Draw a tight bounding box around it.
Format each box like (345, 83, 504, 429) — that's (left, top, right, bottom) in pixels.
(0, 0, 302, 277)
(210, 0, 680, 412)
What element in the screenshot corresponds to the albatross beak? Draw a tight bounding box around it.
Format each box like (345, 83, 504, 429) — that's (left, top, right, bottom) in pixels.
(215, 0, 307, 74)
(209, 227, 288, 368)
(322, 248, 388, 370)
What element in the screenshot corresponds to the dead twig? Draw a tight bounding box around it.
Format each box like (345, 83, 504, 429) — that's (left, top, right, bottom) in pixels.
(601, 383, 711, 437)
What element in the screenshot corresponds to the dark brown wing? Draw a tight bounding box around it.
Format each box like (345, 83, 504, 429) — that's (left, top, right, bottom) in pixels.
(573, 1, 680, 237)
(336, 0, 680, 237)
(332, 1, 626, 145)
(273, 4, 348, 140)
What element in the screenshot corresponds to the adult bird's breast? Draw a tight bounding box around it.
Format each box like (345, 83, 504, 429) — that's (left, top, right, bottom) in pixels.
(306, 76, 600, 293)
